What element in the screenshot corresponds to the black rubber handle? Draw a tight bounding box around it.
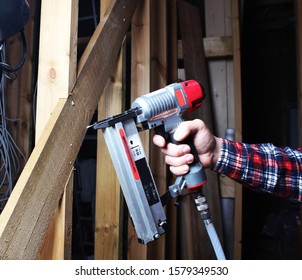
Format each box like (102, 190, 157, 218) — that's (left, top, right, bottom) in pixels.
(168, 130, 207, 190)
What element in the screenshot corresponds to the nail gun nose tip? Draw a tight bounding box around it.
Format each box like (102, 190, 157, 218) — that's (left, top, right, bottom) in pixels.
(154, 233, 160, 240)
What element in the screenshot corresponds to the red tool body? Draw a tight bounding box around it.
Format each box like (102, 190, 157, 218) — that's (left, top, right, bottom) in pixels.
(131, 79, 207, 190)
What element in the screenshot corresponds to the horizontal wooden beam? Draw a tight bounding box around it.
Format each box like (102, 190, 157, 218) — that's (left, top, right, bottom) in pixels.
(0, 0, 138, 259)
(178, 36, 233, 59)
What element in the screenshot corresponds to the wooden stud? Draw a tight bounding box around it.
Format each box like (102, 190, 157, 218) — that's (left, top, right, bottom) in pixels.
(178, 0, 223, 259)
(37, 169, 74, 259)
(94, 0, 124, 260)
(0, 0, 138, 259)
(205, 0, 232, 138)
(167, 0, 178, 83)
(205, 0, 233, 260)
(127, 0, 150, 260)
(35, 0, 78, 141)
(178, 37, 233, 59)
(35, 0, 78, 260)
(148, 0, 167, 260)
(166, 0, 178, 260)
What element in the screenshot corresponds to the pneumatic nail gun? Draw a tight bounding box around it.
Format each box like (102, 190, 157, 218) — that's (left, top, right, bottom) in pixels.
(90, 80, 207, 244)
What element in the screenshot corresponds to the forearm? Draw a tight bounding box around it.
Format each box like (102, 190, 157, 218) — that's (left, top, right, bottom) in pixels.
(213, 139, 302, 202)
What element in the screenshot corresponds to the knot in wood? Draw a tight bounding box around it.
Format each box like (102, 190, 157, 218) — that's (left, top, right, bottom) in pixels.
(49, 68, 56, 80)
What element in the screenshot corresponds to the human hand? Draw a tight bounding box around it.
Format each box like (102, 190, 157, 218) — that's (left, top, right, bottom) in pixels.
(153, 119, 222, 176)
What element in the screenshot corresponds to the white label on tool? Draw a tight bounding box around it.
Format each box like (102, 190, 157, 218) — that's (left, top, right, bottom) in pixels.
(128, 134, 145, 161)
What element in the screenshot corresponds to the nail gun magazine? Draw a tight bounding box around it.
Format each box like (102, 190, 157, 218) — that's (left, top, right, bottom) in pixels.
(89, 80, 209, 245)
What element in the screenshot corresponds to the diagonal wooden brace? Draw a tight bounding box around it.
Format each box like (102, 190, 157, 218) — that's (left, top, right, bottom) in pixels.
(0, 0, 138, 260)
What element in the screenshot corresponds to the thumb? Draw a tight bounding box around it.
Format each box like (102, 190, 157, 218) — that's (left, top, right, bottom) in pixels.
(173, 121, 192, 141)
(173, 119, 204, 141)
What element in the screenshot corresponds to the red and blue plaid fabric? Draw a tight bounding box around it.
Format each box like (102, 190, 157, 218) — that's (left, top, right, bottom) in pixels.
(213, 139, 302, 202)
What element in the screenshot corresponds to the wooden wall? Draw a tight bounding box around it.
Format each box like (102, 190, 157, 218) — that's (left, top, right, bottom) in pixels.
(0, 0, 244, 259)
(0, 0, 138, 259)
(94, 0, 242, 260)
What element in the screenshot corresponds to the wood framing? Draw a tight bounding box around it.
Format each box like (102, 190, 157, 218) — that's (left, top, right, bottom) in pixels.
(178, 0, 223, 259)
(165, 0, 178, 260)
(178, 37, 233, 59)
(0, 0, 138, 259)
(36, 0, 78, 260)
(35, 0, 78, 140)
(204, 0, 242, 260)
(127, 0, 150, 260)
(148, 0, 168, 260)
(94, 0, 124, 260)
(0, 0, 245, 260)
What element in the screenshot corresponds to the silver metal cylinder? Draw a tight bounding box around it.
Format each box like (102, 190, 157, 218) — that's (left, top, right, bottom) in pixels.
(131, 86, 177, 121)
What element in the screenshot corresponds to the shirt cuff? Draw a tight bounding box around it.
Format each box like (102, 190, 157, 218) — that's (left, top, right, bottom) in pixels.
(212, 138, 231, 174)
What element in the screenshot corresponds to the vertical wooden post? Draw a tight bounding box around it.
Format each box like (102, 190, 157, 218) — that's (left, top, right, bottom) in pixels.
(167, 0, 178, 83)
(128, 0, 150, 260)
(36, 0, 78, 259)
(205, 0, 233, 137)
(35, 0, 78, 140)
(94, 0, 124, 260)
(178, 0, 223, 260)
(204, 0, 242, 259)
(0, 0, 138, 260)
(166, 0, 178, 260)
(148, 0, 167, 260)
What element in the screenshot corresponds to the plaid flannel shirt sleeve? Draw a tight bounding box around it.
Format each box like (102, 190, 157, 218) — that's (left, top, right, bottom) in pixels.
(213, 139, 302, 202)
